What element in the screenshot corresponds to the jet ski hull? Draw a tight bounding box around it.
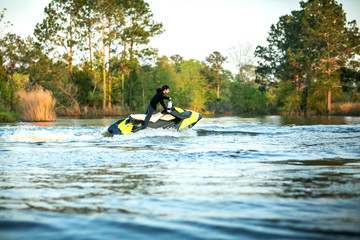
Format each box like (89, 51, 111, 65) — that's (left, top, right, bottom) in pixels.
(107, 107, 202, 135)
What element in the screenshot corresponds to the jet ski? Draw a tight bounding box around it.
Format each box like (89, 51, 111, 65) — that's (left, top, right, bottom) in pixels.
(107, 101, 202, 135)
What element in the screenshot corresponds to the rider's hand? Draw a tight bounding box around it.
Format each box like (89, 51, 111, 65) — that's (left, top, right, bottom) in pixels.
(167, 110, 171, 113)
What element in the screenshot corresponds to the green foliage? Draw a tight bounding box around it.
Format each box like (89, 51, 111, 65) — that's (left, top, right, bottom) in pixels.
(131, 56, 178, 111)
(0, 106, 21, 122)
(230, 78, 267, 114)
(133, 64, 154, 111)
(178, 59, 208, 111)
(0, 53, 16, 111)
(276, 81, 298, 114)
(73, 66, 96, 106)
(204, 51, 228, 99)
(1, 1, 360, 119)
(340, 66, 360, 101)
(256, 0, 360, 115)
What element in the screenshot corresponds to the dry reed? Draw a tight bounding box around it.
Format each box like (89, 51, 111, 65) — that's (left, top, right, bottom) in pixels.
(16, 87, 56, 121)
(333, 102, 360, 115)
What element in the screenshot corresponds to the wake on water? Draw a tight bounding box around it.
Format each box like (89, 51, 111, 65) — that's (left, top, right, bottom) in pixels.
(0, 125, 198, 143)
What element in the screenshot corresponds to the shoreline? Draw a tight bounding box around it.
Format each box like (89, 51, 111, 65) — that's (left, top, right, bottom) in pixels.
(2, 112, 360, 124)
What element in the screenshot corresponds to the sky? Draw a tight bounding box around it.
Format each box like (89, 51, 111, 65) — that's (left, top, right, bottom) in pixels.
(1, 0, 360, 72)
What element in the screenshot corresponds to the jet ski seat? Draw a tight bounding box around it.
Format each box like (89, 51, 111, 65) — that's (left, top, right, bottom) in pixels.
(130, 112, 175, 123)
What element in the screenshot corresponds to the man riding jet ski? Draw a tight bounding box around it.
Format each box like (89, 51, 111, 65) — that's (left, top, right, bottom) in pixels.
(107, 100, 202, 135)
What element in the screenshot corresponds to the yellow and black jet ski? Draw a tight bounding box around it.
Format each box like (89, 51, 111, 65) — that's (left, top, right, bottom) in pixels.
(107, 104, 202, 135)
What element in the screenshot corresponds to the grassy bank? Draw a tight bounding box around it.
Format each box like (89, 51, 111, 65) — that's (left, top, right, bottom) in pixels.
(1, 101, 360, 123)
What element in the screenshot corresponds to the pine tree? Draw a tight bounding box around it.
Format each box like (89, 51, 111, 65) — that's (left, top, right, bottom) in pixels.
(255, 0, 360, 114)
(205, 51, 227, 99)
(301, 0, 360, 113)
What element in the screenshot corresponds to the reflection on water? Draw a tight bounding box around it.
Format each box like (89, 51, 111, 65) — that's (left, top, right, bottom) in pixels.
(1, 116, 360, 239)
(279, 115, 358, 125)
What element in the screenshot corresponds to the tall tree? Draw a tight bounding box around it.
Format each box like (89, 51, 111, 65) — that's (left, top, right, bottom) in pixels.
(205, 51, 227, 99)
(0, 8, 12, 38)
(228, 42, 255, 76)
(301, 0, 360, 113)
(124, 0, 163, 108)
(340, 66, 360, 101)
(179, 59, 207, 111)
(34, 0, 82, 83)
(94, 0, 108, 110)
(92, 0, 120, 110)
(106, 0, 124, 109)
(0, 33, 25, 110)
(255, 9, 313, 114)
(21, 36, 47, 88)
(77, 0, 96, 70)
(255, 0, 360, 114)
(0, 52, 11, 110)
(170, 54, 183, 73)
(34, 0, 86, 115)
(111, 0, 163, 109)
(0, 33, 24, 78)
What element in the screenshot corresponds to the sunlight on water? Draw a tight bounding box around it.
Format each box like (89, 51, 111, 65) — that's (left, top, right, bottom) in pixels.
(1, 116, 360, 240)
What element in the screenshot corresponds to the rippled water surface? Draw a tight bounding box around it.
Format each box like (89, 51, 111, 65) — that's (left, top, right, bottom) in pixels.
(1, 115, 360, 240)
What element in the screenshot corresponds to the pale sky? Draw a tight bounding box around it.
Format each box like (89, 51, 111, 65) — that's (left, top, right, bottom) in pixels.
(1, 0, 360, 72)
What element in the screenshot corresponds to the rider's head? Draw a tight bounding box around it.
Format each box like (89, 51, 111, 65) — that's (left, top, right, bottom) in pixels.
(162, 85, 170, 93)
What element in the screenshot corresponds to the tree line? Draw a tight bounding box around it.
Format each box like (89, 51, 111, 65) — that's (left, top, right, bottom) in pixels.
(255, 0, 360, 115)
(1, 0, 360, 121)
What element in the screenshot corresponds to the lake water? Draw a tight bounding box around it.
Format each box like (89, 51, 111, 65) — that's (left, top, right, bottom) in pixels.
(1, 115, 360, 240)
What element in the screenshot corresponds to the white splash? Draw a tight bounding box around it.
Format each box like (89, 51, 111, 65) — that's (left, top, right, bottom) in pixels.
(1, 125, 198, 143)
(3, 128, 69, 142)
(1, 127, 102, 143)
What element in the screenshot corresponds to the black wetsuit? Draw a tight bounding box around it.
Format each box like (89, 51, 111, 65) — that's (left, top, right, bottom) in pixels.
(143, 88, 170, 129)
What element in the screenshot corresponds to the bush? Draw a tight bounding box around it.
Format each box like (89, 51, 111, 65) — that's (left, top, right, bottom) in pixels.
(229, 82, 267, 114)
(16, 87, 56, 121)
(0, 107, 21, 122)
